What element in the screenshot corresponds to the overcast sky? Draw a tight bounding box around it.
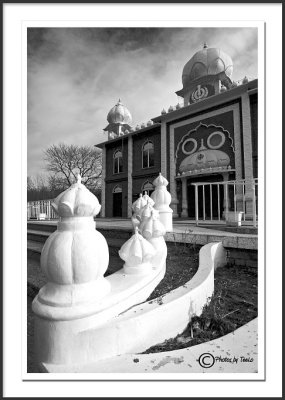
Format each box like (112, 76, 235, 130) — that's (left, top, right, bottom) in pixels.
(27, 27, 258, 178)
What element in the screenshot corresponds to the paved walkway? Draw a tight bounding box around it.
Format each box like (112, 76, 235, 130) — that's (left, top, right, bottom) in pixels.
(29, 218, 257, 235)
(28, 218, 258, 250)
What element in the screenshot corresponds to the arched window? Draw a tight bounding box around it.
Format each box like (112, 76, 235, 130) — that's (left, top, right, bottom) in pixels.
(142, 180, 154, 196)
(142, 140, 154, 168)
(113, 185, 122, 193)
(113, 149, 123, 174)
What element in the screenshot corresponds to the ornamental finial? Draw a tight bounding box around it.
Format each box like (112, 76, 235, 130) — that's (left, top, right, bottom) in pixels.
(76, 173, 82, 184)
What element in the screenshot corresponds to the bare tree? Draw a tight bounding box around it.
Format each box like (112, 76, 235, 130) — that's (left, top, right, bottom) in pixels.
(27, 176, 35, 191)
(27, 173, 50, 201)
(43, 143, 102, 191)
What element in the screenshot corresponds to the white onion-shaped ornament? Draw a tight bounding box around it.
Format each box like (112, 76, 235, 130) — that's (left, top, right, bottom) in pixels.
(119, 227, 155, 274)
(37, 174, 110, 307)
(141, 200, 154, 220)
(132, 193, 147, 216)
(141, 209, 166, 239)
(151, 173, 171, 211)
(142, 191, 155, 207)
(52, 174, 101, 218)
(131, 213, 141, 231)
(151, 209, 166, 237)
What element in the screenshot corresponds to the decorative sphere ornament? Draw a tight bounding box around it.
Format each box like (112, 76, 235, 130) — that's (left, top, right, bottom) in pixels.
(38, 174, 110, 307)
(119, 227, 155, 274)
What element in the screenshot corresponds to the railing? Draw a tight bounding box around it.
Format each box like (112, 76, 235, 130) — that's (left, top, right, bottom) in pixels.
(27, 199, 58, 220)
(192, 179, 258, 227)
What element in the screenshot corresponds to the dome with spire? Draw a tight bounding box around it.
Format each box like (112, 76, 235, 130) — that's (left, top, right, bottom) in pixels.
(182, 44, 233, 88)
(107, 99, 132, 125)
(104, 99, 133, 138)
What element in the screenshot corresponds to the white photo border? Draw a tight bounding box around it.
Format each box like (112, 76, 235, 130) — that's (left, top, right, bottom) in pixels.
(3, 2, 282, 398)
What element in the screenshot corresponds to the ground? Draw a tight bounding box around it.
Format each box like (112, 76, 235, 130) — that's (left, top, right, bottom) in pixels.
(143, 260, 257, 353)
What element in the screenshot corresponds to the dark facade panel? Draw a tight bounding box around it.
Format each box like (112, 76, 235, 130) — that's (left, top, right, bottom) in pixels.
(132, 127, 161, 176)
(250, 93, 258, 178)
(132, 175, 158, 202)
(174, 111, 236, 173)
(105, 138, 128, 181)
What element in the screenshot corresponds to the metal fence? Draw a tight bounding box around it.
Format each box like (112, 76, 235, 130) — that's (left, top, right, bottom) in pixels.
(191, 179, 258, 227)
(27, 199, 58, 220)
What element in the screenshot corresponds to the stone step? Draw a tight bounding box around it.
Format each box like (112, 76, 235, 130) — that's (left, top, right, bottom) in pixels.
(27, 240, 43, 254)
(27, 222, 57, 233)
(27, 230, 125, 249)
(27, 230, 50, 243)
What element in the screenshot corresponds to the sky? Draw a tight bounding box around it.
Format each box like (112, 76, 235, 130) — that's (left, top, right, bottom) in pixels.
(27, 27, 258, 178)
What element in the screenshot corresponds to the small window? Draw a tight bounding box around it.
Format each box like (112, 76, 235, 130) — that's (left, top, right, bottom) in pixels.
(113, 149, 123, 174)
(113, 185, 122, 193)
(142, 180, 154, 196)
(142, 140, 154, 168)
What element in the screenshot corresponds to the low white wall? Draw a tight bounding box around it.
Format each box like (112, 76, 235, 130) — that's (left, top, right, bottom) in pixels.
(42, 242, 227, 369)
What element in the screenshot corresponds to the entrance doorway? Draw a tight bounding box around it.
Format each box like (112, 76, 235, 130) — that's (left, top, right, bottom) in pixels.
(112, 185, 123, 217)
(187, 175, 224, 219)
(113, 192, 122, 217)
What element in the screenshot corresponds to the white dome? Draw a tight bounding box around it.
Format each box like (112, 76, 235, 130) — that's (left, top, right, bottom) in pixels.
(182, 44, 233, 88)
(107, 99, 132, 125)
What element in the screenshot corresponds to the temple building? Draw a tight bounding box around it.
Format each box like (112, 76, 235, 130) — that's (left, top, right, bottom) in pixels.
(96, 44, 258, 220)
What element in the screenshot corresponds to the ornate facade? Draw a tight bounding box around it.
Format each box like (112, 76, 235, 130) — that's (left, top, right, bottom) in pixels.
(96, 44, 258, 219)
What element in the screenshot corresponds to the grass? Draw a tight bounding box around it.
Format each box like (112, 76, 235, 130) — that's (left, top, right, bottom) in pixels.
(142, 262, 257, 353)
(147, 243, 199, 301)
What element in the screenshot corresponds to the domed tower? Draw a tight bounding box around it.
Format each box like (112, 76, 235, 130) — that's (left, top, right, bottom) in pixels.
(176, 43, 233, 106)
(104, 99, 132, 140)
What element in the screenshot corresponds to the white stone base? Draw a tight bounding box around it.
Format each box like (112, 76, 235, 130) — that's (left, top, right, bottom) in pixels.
(158, 209, 173, 232)
(41, 318, 258, 373)
(35, 242, 226, 371)
(123, 262, 153, 275)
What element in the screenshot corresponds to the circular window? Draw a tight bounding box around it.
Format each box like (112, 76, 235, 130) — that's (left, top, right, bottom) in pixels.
(182, 138, 197, 155)
(207, 131, 225, 149)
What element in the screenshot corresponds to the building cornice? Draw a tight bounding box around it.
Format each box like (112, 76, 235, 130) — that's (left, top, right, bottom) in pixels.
(152, 79, 258, 124)
(96, 123, 161, 148)
(95, 79, 257, 148)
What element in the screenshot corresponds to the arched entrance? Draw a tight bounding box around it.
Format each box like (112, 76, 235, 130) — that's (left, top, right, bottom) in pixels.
(141, 180, 154, 197)
(186, 174, 224, 219)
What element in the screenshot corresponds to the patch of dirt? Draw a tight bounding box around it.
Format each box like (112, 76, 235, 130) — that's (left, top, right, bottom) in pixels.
(147, 243, 199, 301)
(142, 263, 257, 354)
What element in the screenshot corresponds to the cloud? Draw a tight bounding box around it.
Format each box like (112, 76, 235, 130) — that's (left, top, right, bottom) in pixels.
(27, 27, 258, 177)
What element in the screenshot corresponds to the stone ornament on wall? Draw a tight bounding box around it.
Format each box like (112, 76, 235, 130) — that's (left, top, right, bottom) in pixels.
(34, 174, 110, 312)
(151, 173, 173, 232)
(179, 138, 230, 173)
(113, 184, 122, 193)
(207, 131, 226, 149)
(175, 122, 235, 176)
(140, 205, 166, 240)
(191, 84, 209, 103)
(119, 227, 156, 275)
(175, 122, 235, 161)
(182, 138, 198, 155)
